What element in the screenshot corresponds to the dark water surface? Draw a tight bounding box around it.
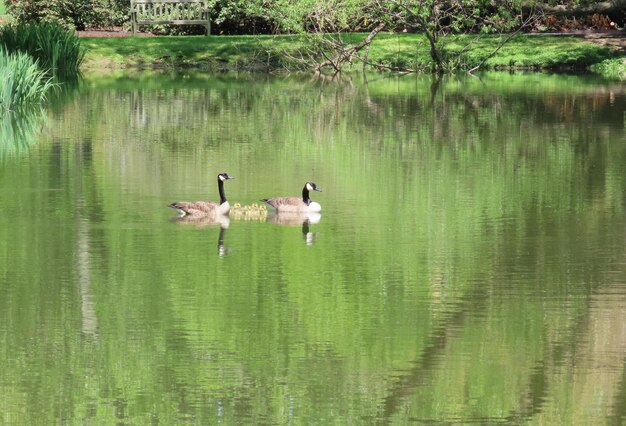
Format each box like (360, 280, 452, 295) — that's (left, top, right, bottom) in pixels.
(1, 71, 626, 424)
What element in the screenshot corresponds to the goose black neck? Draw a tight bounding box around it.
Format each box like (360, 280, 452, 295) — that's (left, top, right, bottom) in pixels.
(218, 178, 227, 204)
(302, 186, 311, 206)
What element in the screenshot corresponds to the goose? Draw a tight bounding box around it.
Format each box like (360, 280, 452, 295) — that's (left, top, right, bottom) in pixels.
(169, 172, 234, 217)
(261, 182, 322, 213)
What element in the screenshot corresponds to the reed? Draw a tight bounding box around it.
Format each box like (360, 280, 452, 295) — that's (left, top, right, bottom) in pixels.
(0, 22, 84, 79)
(0, 47, 54, 112)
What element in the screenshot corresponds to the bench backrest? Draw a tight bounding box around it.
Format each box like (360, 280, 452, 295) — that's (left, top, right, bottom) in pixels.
(130, 0, 210, 35)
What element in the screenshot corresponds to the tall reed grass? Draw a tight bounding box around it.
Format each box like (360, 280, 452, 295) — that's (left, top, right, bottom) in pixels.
(0, 47, 54, 112)
(0, 23, 84, 79)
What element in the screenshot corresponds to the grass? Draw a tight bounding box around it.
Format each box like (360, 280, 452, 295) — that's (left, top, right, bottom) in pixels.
(349, 32, 616, 71)
(590, 57, 626, 78)
(80, 34, 299, 70)
(81, 32, 619, 74)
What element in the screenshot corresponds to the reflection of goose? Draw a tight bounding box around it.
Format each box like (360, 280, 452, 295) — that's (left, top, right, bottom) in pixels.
(172, 215, 231, 256)
(261, 182, 322, 213)
(169, 172, 234, 216)
(172, 214, 231, 229)
(268, 212, 321, 245)
(267, 212, 321, 225)
(217, 226, 228, 257)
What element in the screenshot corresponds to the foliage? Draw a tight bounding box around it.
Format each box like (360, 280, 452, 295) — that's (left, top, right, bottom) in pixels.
(3, 0, 624, 35)
(379, 0, 527, 34)
(146, 0, 374, 36)
(0, 47, 53, 112)
(263, 0, 376, 32)
(590, 57, 626, 79)
(0, 22, 84, 79)
(209, 0, 276, 34)
(5, 0, 128, 30)
(208, 0, 528, 35)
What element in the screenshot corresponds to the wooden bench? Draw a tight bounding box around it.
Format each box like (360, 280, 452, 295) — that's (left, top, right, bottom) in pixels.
(131, 0, 211, 35)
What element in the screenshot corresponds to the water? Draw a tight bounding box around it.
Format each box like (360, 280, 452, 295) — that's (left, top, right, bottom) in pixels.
(1, 71, 626, 424)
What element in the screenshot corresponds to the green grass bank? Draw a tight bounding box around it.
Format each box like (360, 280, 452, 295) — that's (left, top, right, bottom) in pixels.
(80, 32, 623, 75)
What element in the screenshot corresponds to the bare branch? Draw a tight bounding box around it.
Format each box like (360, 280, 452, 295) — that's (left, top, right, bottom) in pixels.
(314, 21, 387, 72)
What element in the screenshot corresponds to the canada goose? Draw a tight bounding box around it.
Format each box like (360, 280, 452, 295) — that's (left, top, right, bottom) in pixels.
(261, 182, 322, 213)
(169, 172, 234, 217)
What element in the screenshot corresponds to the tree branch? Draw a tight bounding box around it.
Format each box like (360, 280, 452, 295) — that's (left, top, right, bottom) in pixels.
(315, 21, 387, 72)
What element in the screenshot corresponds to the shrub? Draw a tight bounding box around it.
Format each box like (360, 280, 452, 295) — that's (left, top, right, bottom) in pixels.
(0, 22, 84, 79)
(6, 0, 129, 30)
(590, 58, 626, 80)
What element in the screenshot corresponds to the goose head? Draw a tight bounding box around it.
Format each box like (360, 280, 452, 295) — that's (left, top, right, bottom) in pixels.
(305, 182, 322, 192)
(218, 172, 234, 181)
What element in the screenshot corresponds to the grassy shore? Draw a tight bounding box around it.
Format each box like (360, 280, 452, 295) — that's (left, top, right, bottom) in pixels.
(80, 32, 622, 74)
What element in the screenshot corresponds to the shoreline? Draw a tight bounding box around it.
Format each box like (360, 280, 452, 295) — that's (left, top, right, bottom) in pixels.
(78, 32, 625, 75)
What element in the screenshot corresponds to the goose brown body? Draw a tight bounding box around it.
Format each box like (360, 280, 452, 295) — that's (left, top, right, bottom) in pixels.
(169, 201, 225, 216)
(169, 172, 234, 217)
(262, 182, 322, 213)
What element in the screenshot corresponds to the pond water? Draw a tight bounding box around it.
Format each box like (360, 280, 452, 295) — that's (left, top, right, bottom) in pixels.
(1, 71, 626, 424)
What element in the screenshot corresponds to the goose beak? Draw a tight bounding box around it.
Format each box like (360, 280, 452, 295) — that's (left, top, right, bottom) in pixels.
(315, 187, 322, 192)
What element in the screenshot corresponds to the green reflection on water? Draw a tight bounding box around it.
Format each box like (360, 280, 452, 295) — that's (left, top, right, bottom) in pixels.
(0, 71, 625, 425)
(0, 108, 46, 160)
